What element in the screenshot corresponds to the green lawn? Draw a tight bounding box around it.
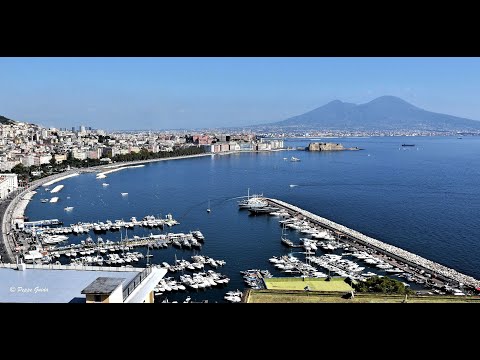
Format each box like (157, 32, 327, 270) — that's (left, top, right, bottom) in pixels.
(263, 277, 353, 292)
(245, 290, 480, 303)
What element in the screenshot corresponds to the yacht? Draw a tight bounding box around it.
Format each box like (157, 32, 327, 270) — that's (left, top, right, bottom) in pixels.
(42, 234, 69, 244)
(121, 192, 128, 196)
(102, 183, 109, 186)
(64, 206, 74, 211)
(237, 188, 268, 209)
(248, 206, 280, 214)
(290, 156, 301, 162)
(192, 230, 205, 242)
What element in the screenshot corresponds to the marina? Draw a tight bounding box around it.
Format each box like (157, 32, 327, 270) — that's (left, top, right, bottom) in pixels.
(7, 136, 480, 302)
(263, 197, 480, 290)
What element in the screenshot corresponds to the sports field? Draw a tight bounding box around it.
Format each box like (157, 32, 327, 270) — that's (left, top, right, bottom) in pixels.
(263, 277, 353, 292)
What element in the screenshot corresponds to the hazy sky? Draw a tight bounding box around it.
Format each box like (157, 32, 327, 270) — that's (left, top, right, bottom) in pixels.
(1, 57, 480, 130)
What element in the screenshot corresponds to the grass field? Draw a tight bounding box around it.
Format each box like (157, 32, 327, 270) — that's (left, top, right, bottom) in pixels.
(245, 290, 480, 303)
(264, 277, 353, 292)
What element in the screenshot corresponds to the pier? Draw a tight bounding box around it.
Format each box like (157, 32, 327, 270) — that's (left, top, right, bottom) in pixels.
(266, 197, 480, 289)
(24, 219, 63, 228)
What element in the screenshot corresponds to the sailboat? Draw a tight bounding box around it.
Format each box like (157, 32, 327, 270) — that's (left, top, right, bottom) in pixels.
(207, 200, 211, 213)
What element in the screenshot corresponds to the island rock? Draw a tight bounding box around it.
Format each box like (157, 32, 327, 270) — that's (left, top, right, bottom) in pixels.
(307, 142, 360, 151)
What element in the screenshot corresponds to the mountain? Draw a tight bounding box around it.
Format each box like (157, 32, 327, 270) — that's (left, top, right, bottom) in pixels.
(268, 96, 480, 131)
(0, 115, 15, 125)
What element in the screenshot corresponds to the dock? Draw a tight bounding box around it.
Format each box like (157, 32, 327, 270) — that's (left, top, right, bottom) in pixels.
(265, 197, 480, 289)
(20, 214, 179, 234)
(23, 219, 63, 228)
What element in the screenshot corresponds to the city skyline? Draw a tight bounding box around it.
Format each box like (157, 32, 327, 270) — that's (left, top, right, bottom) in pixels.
(1, 57, 480, 130)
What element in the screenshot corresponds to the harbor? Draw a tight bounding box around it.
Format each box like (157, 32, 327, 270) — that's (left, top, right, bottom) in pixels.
(262, 197, 480, 291)
(3, 137, 480, 302)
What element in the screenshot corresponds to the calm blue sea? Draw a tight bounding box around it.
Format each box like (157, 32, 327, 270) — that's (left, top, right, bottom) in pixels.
(25, 136, 480, 302)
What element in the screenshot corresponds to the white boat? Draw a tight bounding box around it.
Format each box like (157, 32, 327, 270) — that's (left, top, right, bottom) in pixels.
(224, 295, 241, 303)
(49, 197, 59, 203)
(290, 156, 301, 162)
(102, 183, 109, 186)
(238, 188, 268, 209)
(24, 250, 44, 262)
(64, 206, 74, 211)
(96, 173, 107, 179)
(121, 192, 128, 196)
(42, 234, 69, 244)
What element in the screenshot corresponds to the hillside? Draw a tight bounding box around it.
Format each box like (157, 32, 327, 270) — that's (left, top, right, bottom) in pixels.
(0, 115, 15, 125)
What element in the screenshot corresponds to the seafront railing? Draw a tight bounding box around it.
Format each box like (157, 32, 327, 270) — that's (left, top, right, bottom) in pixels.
(122, 266, 152, 300)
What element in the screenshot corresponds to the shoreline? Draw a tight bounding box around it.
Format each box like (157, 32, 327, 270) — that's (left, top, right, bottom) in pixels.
(1, 150, 286, 262)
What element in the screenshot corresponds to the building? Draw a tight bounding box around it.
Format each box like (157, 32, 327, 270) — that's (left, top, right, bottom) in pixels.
(21, 155, 35, 167)
(0, 160, 21, 172)
(54, 153, 67, 163)
(0, 173, 18, 199)
(37, 153, 53, 165)
(87, 149, 102, 159)
(72, 149, 87, 160)
(0, 264, 166, 303)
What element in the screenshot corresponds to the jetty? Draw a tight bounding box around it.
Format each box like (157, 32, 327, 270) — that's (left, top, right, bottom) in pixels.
(42, 173, 79, 187)
(265, 197, 480, 289)
(19, 213, 179, 233)
(50, 185, 64, 193)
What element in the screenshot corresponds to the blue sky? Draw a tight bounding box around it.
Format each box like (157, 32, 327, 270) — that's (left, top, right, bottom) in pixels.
(1, 57, 479, 130)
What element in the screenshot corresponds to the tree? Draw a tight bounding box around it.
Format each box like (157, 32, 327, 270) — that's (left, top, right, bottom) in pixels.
(11, 163, 28, 175)
(353, 276, 414, 295)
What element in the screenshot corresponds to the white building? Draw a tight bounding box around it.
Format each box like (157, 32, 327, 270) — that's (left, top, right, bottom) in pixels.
(0, 173, 18, 199)
(0, 160, 21, 172)
(21, 155, 35, 167)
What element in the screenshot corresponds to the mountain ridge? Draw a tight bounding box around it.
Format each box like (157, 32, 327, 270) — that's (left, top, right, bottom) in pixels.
(265, 96, 480, 131)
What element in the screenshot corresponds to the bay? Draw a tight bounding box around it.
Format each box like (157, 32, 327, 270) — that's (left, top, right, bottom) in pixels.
(26, 136, 480, 302)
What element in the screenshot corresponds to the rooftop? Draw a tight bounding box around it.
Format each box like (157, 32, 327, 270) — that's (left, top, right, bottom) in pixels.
(0, 266, 139, 303)
(81, 277, 125, 295)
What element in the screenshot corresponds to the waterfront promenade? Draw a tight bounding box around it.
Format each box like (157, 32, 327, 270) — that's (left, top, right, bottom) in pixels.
(266, 197, 480, 289)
